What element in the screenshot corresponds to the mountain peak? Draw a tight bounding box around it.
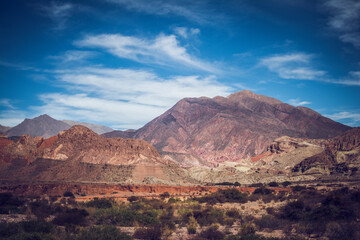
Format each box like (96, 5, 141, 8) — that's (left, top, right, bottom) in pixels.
(227, 90, 283, 105)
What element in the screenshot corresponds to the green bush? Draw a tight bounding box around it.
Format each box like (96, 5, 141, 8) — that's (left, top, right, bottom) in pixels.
(53, 208, 89, 226)
(253, 187, 273, 195)
(21, 219, 53, 233)
(7, 232, 54, 240)
(199, 225, 225, 240)
(30, 201, 53, 219)
(133, 225, 162, 240)
(197, 188, 248, 204)
(86, 198, 113, 209)
(268, 182, 279, 187)
(63, 191, 75, 198)
(76, 225, 132, 240)
(127, 196, 139, 202)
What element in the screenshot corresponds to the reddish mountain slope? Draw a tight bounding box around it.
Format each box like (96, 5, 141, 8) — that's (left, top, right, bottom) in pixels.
(0, 126, 194, 184)
(104, 90, 351, 167)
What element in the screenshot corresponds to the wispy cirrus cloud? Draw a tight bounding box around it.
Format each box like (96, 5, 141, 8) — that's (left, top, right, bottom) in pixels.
(324, 0, 360, 49)
(288, 98, 311, 106)
(259, 53, 326, 80)
(106, 0, 223, 24)
(325, 111, 360, 126)
(0, 99, 16, 109)
(40, 2, 74, 30)
(174, 27, 200, 39)
(75, 33, 219, 73)
(49, 50, 97, 63)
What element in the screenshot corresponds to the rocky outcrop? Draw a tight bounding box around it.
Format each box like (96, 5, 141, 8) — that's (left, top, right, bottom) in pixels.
(0, 126, 196, 185)
(293, 128, 360, 176)
(104, 90, 350, 167)
(62, 120, 113, 134)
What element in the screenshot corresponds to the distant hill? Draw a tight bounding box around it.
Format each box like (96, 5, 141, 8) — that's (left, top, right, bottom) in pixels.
(4, 115, 114, 138)
(103, 90, 351, 167)
(5, 115, 70, 138)
(0, 124, 11, 135)
(62, 120, 113, 134)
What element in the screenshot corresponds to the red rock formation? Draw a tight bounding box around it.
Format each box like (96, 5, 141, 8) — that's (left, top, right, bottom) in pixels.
(0, 126, 193, 184)
(104, 90, 350, 167)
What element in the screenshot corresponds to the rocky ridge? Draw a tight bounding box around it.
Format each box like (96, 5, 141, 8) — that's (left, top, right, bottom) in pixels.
(104, 90, 350, 167)
(0, 125, 195, 185)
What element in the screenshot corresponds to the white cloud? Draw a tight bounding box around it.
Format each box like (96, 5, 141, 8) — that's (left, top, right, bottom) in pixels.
(106, 0, 219, 24)
(324, 0, 360, 48)
(325, 111, 360, 126)
(0, 99, 16, 109)
(75, 33, 218, 73)
(27, 67, 232, 129)
(41, 2, 74, 30)
(174, 27, 200, 39)
(288, 98, 311, 106)
(331, 71, 360, 86)
(0, 109, 27, 127)
(259, 53, 326, 80)
(49, 50, 97, 63)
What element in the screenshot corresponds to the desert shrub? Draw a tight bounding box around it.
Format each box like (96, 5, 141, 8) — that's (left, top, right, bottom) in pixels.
(159, 208, 175, 229)
(167, 197, 178, 203)
(249, 183, 263, 188)
(291, 186, 306, 192)
(324, 221, 357, 240)
(279, 200, 304, 221)
(0, 192, 24, 214)
(30, 200, 54, 219)
(21, 219, 53, 233)
(7, 232, 54, 240)
(127, 196, 139, 202)
(253, 187, 273, 195)
(226, 208, 241, 219)
(281, 181, 291, 187)
(192, 208, 225, 226)
(234, 182, 241, 187)
(240, 222, 256, 236)
(160, 192, 170, 199)
(63, 191, 75, 198)
(197, 188, 247, 204)
(94, 207, 159, 226)
(53, 208, 89, 226)
(187, 226, 197, 234)
(254, 215, 282, 230)
(0, 222, 21, 238)
(133, 225, 162, 240)
(76, 225, 132, 240)
(86, 198, 113, 209)
(268, 182, 279, 187)
(199, 225, 225, 240)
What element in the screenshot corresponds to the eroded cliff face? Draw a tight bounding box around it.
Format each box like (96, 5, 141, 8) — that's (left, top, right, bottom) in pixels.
(105, 90, 351, 167)
(293, 128, 360, 176)
(0, 126, 196, 185)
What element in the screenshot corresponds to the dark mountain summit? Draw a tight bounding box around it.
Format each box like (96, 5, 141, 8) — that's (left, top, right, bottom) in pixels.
(5, 114, 70, 138)
(103, 90, 351, 167)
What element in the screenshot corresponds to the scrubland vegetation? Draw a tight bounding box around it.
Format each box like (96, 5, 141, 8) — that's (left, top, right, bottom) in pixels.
(0, 184, 359, 240)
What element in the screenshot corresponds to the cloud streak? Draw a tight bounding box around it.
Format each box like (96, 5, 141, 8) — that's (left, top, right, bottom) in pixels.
(288, 98, 311, 106)
(75, 33, 218, 73)
(324, 0, 360, 49)
(106, 0, 221, 24)
(259, 53, 326, 80)
(41, 2, 74, 31)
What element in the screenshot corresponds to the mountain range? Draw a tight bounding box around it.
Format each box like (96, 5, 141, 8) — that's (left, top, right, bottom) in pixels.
(0, 90, 358, 185)
(103, 90, 350, 167)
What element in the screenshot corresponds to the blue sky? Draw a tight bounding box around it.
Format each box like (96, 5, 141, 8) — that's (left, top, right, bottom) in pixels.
(0, 0, 360, 129)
